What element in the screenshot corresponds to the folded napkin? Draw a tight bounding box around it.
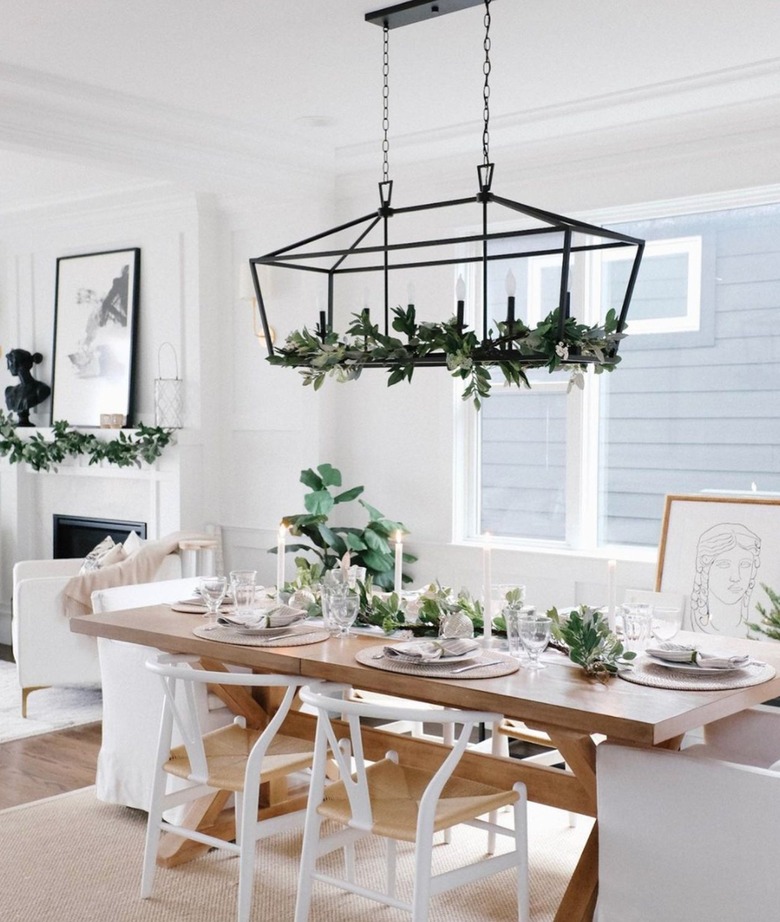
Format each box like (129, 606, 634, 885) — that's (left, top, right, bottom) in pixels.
(646, 644, 751, 670)
(218, 605, 306, 629)
(694, 652, 752, 670)
(383, 638, 480, 662)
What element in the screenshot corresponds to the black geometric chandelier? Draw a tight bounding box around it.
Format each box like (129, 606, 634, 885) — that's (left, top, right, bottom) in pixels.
(249, 0, 644, 406)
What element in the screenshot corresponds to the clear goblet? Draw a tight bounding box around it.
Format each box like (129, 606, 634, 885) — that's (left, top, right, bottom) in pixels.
(651, 606, 683, 642)
(328, 593, 359, 638)
(199, 576, 228, 630)
(518, 615, 552, 670)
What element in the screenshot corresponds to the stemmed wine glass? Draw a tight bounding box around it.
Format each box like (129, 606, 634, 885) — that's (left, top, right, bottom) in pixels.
(518, 615, 552, 670)
(651, 606, 683, 642)
(199, 576, 228, 630)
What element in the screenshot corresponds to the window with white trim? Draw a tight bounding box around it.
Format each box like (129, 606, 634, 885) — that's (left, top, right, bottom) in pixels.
(461, 198, 780, 550)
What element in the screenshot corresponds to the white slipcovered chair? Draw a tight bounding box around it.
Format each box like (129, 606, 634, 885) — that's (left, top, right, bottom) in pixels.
(596, 706, 780, 922)
(12, 550, 181, 716)
(91, 576, 235, 810)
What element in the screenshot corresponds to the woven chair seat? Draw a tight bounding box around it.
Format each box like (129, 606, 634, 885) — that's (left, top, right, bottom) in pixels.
(318, 757, 520, 843)
(165, 723, 314, 792)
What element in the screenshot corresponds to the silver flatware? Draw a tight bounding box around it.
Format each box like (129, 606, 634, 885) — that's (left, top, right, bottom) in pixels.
(451, 659, 503, 673)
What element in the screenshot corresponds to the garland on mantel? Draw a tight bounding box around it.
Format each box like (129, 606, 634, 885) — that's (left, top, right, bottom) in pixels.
(0, 410, 175, 472)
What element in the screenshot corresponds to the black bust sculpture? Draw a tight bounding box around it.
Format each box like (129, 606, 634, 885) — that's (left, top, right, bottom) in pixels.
(5, 349, 51, 426)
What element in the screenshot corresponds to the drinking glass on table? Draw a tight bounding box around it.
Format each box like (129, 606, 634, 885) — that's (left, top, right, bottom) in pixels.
(518, 615, 552, 670)
(199, 576, 228, 630)
(230, 569, 257, 619)
(328, 591, 359, 637)
(321, 569, 350, 637)
(651, 606, 683, 642)
(622, 603, 652, 652)
(504, 603, 529, 660)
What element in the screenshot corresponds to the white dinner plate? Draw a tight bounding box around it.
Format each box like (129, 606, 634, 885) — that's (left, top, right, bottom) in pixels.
(231, 625, 295, 638)
(644, 655, 748, 676)
(384, 647, 481, 666)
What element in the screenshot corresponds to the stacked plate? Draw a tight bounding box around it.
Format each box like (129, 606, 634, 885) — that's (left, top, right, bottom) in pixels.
(644, 642, 753, 675)
(381, 638, 480, 666)
(217, 605, 307, 636)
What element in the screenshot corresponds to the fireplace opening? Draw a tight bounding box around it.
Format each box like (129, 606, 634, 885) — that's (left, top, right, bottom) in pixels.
(53, 515, 147, 559)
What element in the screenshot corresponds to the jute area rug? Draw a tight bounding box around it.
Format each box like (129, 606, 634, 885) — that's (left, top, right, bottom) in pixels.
(0, 659, 102, 742)
(0, 787, 592, 921)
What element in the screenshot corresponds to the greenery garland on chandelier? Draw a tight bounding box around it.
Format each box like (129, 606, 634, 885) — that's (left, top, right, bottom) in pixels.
(0, 410, 174, 472)
(269, 304, 626, 408)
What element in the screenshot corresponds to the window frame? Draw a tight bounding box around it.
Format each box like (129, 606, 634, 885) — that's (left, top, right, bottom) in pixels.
(453, 184, 780, 557)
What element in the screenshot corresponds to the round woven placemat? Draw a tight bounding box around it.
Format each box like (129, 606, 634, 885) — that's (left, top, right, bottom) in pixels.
(355, 645, 519, 679)
(619, 657, 776, 691)
(192, 625, 329, 647)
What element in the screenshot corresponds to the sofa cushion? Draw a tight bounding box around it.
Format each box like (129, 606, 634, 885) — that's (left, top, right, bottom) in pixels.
(79, 536, 128, 573)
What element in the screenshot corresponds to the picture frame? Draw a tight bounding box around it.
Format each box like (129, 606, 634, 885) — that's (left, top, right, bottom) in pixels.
(51, 248, 140, 427)
(656, 493, 780, 638)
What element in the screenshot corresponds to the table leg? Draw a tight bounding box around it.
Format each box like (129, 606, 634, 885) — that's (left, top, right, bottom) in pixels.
(543, 728, 599, 922)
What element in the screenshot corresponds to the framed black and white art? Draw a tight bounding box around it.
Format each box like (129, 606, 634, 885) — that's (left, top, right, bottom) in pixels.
(656, 493, 780, 638)
(51, 248, 140, 427)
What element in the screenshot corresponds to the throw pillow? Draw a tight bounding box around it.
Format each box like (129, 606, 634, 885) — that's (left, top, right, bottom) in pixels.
(123, 531, 146, 557)
(79, 536, 127, 573)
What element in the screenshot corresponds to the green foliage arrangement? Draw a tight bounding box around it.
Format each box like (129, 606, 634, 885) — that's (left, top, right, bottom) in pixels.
(278, 463, 416, 591)
(548, 605, 636, 681)
(0, 410, 175, 472)
(353, 580, 487, 637)
(269, 304, 625, 408)
(748, 583, 780, 641)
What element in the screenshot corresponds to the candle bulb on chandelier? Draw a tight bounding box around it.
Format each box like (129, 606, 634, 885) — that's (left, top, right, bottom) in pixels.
(505, 269, 516, 327)
(456, 274, 466, 330)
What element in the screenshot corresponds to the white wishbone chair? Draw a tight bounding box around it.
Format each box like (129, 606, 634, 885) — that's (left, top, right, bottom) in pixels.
(143, 653, 316, 922)
(295, 682, 529, 922)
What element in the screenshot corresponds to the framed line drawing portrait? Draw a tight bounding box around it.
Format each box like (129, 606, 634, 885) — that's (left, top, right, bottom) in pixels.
(656, 493, 780, 638)
(51, 248, 140, 427)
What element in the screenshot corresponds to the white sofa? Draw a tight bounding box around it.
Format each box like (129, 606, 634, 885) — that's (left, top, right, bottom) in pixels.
(12, 552, 182, 717)
(91, 577, 235, 811)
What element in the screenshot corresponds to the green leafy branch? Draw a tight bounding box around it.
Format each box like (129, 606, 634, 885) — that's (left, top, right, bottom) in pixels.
(0, 410, 175, 472)
(269, 304, 625, 408)
(548, 605, 635, 681)
(748, 583, 780, 641)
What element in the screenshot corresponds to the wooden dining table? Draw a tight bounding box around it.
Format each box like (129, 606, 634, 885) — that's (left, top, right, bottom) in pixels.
(70, 605, 780, 922)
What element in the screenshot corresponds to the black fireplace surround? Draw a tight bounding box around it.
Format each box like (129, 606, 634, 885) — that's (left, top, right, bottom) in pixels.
(53, 515, 147, 559)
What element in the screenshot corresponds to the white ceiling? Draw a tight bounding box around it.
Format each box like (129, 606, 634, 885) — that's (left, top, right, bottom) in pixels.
(1, 0, 780, 212)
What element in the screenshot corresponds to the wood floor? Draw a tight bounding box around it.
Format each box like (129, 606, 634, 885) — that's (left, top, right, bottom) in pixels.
(0, 643, 102, 810)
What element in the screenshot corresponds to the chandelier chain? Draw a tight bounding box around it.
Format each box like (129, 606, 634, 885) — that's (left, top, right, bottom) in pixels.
(382, 23, 390, 183)
(482, 0, 492, 165)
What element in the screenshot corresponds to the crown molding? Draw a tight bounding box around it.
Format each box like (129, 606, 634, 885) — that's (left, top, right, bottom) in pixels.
(0, 62, 334, 200)
(335, 55, 780, 174)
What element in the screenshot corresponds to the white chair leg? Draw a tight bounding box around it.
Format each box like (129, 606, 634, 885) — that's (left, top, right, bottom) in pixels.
(411, 832, 433, 922)
(141, 770, 169, 898)
(513, 788, 530, 922)
(236, 785, 258, 922)
(487, 727, 510, 854)
(386, 838, 398, 898)
(294, 811, 323, 922)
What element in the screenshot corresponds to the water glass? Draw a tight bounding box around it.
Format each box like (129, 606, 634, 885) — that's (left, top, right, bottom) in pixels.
(504, 604, 529, 660)
(622, 603, 652, 652)
(651, 606, 683, 642)
(321, 569, 350, 637)
(199, 576, 228, 629)
(328, 592, 359, 637)
(519, 615, 552, 669)
(230, 569, 257, 617)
